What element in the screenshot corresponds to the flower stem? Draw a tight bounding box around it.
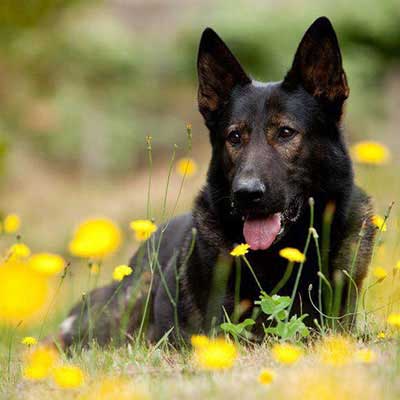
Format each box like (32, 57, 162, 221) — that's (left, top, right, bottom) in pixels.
(286, 197, 314, 321)
(270, 261, 294, 296)
(242, 255, 263, 293)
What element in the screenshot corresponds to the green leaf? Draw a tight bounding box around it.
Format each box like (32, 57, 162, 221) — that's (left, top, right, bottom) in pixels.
(256, 293, 291, 318)
(220, 318, 255, 336)
(263, 314, 309, 340)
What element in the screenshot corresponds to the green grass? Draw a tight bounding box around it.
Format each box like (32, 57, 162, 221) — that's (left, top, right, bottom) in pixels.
(1, 338, 399, 399)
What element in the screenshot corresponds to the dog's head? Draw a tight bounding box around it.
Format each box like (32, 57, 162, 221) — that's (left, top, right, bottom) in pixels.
(197, 17, 352, 250)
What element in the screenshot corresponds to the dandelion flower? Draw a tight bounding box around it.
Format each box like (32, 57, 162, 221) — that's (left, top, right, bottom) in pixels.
(377, 332, 386, 340)
(3, 214, 21, 233)
(29, 253, 66, 276)
(258, 368, 276, 385)
(372, 215, 387, 232)
(21, 336, 37, 346)
(351, 141, 390, 165)
(230, 243, 250, 257)
(23, 346, 59, 380)
(372, 266, 387, 281)
(191, 334, 210, 348)
(0, 259, 50, 325)
(194, 337, 237, 370)
(53, 365, 85, 389)
(130, 219, 157, 242)
(8, 243, 31, 259)
(292, 368, 376, 400)
(271, 343, 303, 365)
(176, 157, 198, 177)
(316, 335, 354, 366)
(69, 218, 122, 259)
(354, 348, 377, 364)
(279, 247, 306, 263)
(113, 265, 133, 282)
(387, 313, 400, 328)
(78, 377, 150, 400)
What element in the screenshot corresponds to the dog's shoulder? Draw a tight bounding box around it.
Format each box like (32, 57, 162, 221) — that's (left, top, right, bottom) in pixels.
(333, 185, 375, 283)
(345, 184, 375, 239)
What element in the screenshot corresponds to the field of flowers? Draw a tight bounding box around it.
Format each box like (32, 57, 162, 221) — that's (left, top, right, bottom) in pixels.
(0, 135, 399, 400)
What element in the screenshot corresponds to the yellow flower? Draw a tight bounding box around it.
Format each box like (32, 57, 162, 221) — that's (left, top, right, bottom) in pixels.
(387, 313, 400, 328)
(194, 337, 237, 370)
(316, 335, 354, 366)
(271, 343, 303, 365)
(112, 265, 133, 282)
(21, 336, 37, 346)
(377, 331, 386, 340)
(354, 348, 377, 364)
(69, 218, 122, 259)
(372, 266, 387, 281)
(292, 368, 376, 400)
(351, 140, 390, 165)
(23, 346, 59, 380)
(29, 253, 66, 276)
(90, 263, 100, 275)
(372, 215, 387, 232)
(258, 368, 276, 385)
(176, 157, 198, 177)
(8, 243, 31, 259)
(3, 214, 21, 233)
(130, 219, 157, 242)
(395, 260, 400, 271)
(279, 247, 306, 263)
(53, 365, 85, 389)
(230, 243, 250, 257)
(0, 259, 50, 325)
(78, 377, 150, 400)
(191, 334, 210, 348)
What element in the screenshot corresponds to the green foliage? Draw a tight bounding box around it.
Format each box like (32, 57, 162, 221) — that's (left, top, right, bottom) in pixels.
(257, 294, 291, 320)
(264, 315, 310, 341)
(256, 292, 310, 341)
(221, 293, 309, 342)
(220, 318, 255, 340)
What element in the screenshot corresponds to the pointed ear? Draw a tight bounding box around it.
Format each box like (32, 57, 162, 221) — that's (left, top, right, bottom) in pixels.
(283, 17, 349, 119)
(197, 28, 251, 126)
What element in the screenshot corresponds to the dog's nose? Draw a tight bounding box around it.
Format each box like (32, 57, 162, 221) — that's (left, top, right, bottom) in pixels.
(233, 179, 266, 205)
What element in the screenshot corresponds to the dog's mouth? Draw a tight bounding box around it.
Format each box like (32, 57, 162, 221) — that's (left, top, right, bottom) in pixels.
(241, 200, 303, 251)
(243, 213, 282, 251)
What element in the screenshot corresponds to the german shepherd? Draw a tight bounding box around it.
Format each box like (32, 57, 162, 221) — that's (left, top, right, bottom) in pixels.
(57, 17, 375, 347)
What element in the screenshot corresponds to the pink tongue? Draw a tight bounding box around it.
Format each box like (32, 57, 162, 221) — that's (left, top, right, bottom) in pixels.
(243, 213, 281, 251)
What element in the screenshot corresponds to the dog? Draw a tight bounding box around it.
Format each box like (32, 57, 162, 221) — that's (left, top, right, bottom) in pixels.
(57, 16, 375, 347)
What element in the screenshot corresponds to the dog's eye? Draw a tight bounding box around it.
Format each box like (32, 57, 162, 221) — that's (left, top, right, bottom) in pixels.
(278, 126, 297, 140)
(227, 130, 242, 146)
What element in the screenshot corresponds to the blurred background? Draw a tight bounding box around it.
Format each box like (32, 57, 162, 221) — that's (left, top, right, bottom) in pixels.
(0, 0, 399, 324)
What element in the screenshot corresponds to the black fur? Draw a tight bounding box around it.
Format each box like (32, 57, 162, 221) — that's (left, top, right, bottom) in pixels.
(58, 17, 375, 347)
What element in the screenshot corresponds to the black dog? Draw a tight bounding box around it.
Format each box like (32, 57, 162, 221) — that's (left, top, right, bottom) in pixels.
(58, 17, 375, 347)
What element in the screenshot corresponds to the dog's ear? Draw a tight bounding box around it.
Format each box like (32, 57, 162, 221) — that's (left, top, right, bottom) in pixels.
(284, 17, 349, 119)
(197, 28, 251, 126)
